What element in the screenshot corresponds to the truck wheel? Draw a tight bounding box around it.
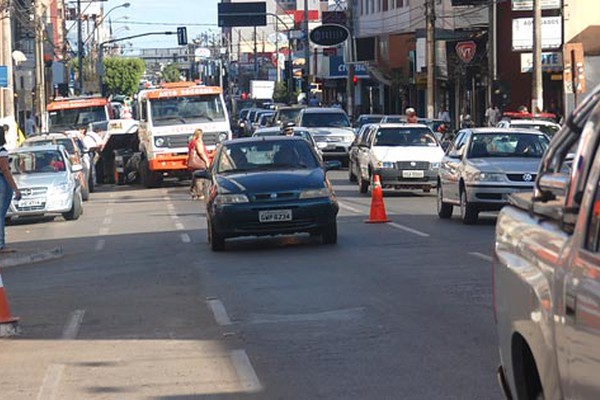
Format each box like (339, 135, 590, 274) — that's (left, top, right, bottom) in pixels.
(140, 159, 161, 188)
(437, 185, 453, 219)
(63, 191, 83, 221)
(460, 188, 478, 224)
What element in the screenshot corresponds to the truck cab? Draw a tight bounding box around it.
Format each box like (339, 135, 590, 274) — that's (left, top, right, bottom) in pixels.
(47, 96, 111, 133)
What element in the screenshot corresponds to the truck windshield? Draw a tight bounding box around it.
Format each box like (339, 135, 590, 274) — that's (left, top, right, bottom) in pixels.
(150, 95, 226, 126)
(49, 106, 108, 130)
(301, 112, 351, 128)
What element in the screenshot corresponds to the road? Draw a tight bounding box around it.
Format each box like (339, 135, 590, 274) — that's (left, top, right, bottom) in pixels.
(0, 171, 501, 399)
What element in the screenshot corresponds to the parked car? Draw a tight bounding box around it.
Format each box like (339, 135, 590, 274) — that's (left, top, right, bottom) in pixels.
(437, 127, 549, 224)
(252, 126, 323, 156)
(350, 123, 444, 193)
(296, 107, 355, 163)
(22, 133, 92, 200)
(497, 117, 561, 138)
(494, 85, 600, 400)
(194, 136, 340, 251)
(7, 145, 83, 221)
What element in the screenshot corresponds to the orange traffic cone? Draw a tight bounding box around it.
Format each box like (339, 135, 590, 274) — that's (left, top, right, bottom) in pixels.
(0, 271, 19, 337)
(365, 174, 391, 223)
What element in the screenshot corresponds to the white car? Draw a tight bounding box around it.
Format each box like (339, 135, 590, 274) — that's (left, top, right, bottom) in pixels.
(497, 118, 561, 138)
(350, 123, 444, 193)
(296, 107, 355, 162)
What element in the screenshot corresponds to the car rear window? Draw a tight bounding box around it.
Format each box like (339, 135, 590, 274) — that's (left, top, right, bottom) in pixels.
(469, 133, 549, 158)
(374, 128, 437, 147)
(301, 112, 350, 128)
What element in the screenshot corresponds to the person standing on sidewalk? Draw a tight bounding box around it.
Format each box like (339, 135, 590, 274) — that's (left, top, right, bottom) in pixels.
(0, 125, 22, 253)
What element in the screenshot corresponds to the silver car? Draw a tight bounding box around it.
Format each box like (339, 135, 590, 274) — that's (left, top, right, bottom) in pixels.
(296, 108, 355, 161)
(437, 128, 549, 224)
(7, 145, 84, 221)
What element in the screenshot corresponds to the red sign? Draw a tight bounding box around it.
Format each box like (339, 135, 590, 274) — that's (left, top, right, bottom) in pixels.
(456, 41, 477, 64)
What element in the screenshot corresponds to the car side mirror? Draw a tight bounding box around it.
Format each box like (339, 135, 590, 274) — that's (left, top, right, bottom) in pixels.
(72, 164, 83, 172)
(193, 169, 211, 179)
(325, 160, 342, 171)
(447, 150, 462, 159)
(536, 172, 569, 200)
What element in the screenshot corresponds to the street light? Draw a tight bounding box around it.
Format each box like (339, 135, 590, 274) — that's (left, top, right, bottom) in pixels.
(83, 2, 130, 46)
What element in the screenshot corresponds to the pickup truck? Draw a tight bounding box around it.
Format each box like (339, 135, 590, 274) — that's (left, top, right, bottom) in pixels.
(494, 85, 600, 399)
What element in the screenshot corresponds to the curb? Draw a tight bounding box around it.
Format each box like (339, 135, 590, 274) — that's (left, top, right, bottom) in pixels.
(0, 247, 64, 268)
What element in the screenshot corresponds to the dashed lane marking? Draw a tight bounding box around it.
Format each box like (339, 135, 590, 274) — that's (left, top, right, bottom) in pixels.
(231, 350, 263, 393)
(181, 233, 191, 243)
(99, 227, 109, 235)
(338, 201, 362, 214)
(36, 364, 65, 400)
(105, 208, 113, 216)
(95, 239, 106, 252)
(62, 309, 85, 340)
(208, 299, 232, 326)
(387, 222, 430, 238)
(103, 217, 112, 225)
(469, 252, 494, 262)
(174, 222, 185, 231)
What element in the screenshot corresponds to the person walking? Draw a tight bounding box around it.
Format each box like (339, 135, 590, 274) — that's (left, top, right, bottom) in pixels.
(25, 112, 35, 137)
(485, 103, 501, 127)
(0, 125, 21, 252)
(438, 107, 451, 124)
(187, 128, 210, 200)
(405, 107, 418, 123)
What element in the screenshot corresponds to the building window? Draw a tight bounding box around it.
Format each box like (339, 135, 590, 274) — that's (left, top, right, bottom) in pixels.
(383, 0, 388, 11)
(396, 0, 404, 7)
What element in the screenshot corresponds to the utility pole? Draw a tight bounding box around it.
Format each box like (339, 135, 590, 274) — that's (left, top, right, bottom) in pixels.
(1, 1, 14, 118)
(34, 0, 46, 132)
(275, 19, 280, 83)
(77, 0, 84, 94)
(488, 0, 497, 107)
(345, 0, 354, 119)
(303, 0, 310, 103)
(532, 0, 543, 113)
(425, 0, 436, 119)
(253, 25, 258, 79)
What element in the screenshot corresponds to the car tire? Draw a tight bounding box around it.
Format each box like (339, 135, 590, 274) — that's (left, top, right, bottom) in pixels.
(437, 185, 453, 219)
(63, 191, 83, 221)
(358, 172, 369, 194)
(322, 221, 337, 245)
(208, 220, 225, 251)
(348, 160, 357, 182)
(460, 188, 478, 225)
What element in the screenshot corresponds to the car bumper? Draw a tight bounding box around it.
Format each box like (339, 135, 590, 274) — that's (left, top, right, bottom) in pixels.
(318, 143, 352, 158)
(465, 183, 534, 211)
(377, 169, 438, 189)
(210, 198, 339, 239)
(7, 194, 73, 217)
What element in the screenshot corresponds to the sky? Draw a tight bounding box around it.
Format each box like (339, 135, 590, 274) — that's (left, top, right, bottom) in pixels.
(102, 0, 219, 52)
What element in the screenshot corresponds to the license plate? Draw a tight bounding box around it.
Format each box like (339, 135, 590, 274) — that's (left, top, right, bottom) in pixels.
(18, 199, 44, 207)
(259, 209, 292, 223)
(402, 170, 425, 178)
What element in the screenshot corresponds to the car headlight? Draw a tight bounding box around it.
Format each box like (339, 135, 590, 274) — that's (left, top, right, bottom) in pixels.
(154, 137, 165, 147)
(214, 194, 249, 205)
(469, 172, 505, 182)
(377, 161, 396, 169)
(430, 162, 441, 170)
(299, 187, 332, 199)
(48, 181, 72, 195)
(218, 132, 229, 142)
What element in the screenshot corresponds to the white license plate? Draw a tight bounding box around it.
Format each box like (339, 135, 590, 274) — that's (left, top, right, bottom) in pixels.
(18, 199, 44, 207)
(402, 170, 425, 178)
(259, 209, 292, 223)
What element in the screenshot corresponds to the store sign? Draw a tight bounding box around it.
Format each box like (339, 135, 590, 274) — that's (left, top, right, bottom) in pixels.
(455, 41, 477, 64)
(512, 0, 560, 10)
(0, 66, 7, 88)
(310, 24, 349, 46)
(328, 56, 368, 79)
(512, 17, 562, 51)
(520, 52, 563, 73)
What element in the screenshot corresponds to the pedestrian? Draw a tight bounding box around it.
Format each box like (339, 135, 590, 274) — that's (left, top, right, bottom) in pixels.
(405, 107, 418, 123)
(187, 128, 210, 200)
(0, 125, 22, 253)
(485, 103, 501, 127)
(437, 107, 451, 124)
(25, 112, 35, 137)
(281, 122, 295, 136)
(308, 94, 320, 107)
(518, 105, 529, 114)
(461, 114, 474, 129)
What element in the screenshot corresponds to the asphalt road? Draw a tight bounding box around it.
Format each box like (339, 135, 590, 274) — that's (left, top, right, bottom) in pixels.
(0, 171, 501, 400)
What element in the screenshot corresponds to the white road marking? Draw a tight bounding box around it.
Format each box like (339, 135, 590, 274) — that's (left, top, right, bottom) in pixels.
(105, 208, 113, 216)
(36, 364, 65, 400)
(62, 309, 85, 340)
(166, 203, 175, 210)
(338, 202, 362, 214)
(103, 217, 112, 225)
(249, 307, 365, 325)
(99, 227, 109, 235)
(174, 222, 185, 231)
(469, 252, 494, 262)
(95, 239, 106, 252)
(231, 350, 263, 393)
(181, 233, 191, 243)
(170, 214, 179, 220)
(387, 222, 430, 238)
(208, 299, 232, 326)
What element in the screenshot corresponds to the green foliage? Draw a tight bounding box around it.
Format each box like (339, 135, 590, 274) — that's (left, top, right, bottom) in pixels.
(273, 81, 289, 103)
(102, 57, 146, 96)
(161, 64, 182, 83)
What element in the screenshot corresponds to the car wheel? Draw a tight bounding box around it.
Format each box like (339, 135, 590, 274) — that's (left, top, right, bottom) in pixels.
(437, 185, 453, 219)
(460, 188, 478, 225)
(322, 221, 337, 245)
(348, 160, 357, 182)
(63, 191, 83, 221)
(208, 220, 225, 251)
(358, 172, 369, 194)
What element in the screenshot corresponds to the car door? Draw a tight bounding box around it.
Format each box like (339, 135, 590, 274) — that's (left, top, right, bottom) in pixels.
(357, 126, 376, 180)
(441, 131, 467, 202)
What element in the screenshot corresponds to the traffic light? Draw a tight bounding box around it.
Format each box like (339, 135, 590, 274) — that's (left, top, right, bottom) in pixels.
(177, 27, 187, 46)
(352, 75, 358, 85)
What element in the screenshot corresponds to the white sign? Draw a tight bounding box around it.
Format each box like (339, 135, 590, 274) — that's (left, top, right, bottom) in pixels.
(512, 0, 560, 10)
(520, 52, 563, 73)
(512, 17, 562, 51)
(250, 80, 275, 100)
(194, 48, 212, 59)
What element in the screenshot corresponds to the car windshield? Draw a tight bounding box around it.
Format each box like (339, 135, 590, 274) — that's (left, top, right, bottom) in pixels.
(468, 133, 550, 158)
(301, 112, 350, 128)
(373, 128, 438, 147)
(49, 106, 107, 131)
(277, 108, 303, 124)
(383, 116, 406, 124)
(11, 150, 66, 174)
(23, 137, 76, 154)
(357, 116, 382, 127)
(515, 123, 560, 137)
(216, 140, 319, 173)
(150, 95, 226, 126)
(254, 130, 313, 143)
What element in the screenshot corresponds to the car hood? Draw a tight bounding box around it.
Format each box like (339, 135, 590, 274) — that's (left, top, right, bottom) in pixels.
(309, 127, 355, 137)
(372, 146, 445, 163)
(217, 168, 325, 194)
(467, 157, 541, 173)
(13, 172, 70, 187)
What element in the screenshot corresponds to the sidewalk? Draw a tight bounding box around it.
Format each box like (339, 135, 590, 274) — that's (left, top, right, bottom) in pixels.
(0, 245, 63, 268)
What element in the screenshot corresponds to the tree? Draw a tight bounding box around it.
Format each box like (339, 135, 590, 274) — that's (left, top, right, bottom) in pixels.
(161, 63, 181, 83)
(273, 81, 289, 104)
(102, 57, 146, 96)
